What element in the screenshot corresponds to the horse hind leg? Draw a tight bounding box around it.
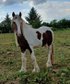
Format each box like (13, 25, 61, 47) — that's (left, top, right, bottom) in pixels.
(43, 30, 54, 67)
(50, 44, 54, 65)
(46, 44, 54, 67)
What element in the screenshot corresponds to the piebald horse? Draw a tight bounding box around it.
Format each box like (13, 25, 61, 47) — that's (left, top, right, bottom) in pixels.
(11, 12, 54, 72)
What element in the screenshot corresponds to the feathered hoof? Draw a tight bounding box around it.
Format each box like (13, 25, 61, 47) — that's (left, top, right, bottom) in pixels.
(19, 69, 27, 73)
(46, 62, 52, 68)
(32, 67, 40, 73)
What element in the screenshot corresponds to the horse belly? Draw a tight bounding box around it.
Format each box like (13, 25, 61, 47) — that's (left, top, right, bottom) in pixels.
(27, 36, 42, 47)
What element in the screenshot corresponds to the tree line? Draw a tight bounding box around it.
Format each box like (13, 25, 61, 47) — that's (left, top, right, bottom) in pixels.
(0, 14, 11, 33)
(0, 7, 70, 33)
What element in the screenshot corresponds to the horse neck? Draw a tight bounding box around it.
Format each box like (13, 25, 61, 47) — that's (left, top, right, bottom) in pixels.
(21, 20, 29, 35)
(22, 21, 29, 29)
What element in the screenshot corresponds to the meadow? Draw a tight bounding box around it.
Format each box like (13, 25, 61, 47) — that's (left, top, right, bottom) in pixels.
(0, 29, 70, 84)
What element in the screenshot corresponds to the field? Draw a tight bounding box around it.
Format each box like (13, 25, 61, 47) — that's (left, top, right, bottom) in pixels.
(0, 29, 70, 84)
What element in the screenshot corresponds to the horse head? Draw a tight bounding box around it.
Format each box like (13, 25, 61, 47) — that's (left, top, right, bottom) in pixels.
(11, 12, 23, 36)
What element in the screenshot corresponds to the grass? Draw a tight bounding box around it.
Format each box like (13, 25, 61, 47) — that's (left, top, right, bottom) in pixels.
(0, 29, 70, 84)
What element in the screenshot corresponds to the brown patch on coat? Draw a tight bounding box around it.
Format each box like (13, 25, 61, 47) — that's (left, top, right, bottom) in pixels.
(17, 34, 32, 53)
(42, 30, 52, 46)
(36, 31, 41, 40)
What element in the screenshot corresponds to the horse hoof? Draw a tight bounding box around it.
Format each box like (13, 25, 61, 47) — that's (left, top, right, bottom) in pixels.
(19, 69, 27, 73)
(32, 68, 40, 73)
(46, 63, 52, 68)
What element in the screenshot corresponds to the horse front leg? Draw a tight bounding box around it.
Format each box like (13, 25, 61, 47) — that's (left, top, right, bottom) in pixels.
(46, 44, 54, 67)
(30, 46, 40, 72)
(19, 52, 27, 72)
(14, 32, 18, 47)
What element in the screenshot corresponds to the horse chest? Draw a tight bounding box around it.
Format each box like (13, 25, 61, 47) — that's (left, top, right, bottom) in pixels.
(17, 35, 27, 46)
(17, 35, 32, 53)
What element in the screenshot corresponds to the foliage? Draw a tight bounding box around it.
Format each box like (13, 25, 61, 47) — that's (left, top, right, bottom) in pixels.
(18, 67, 70, 84)
(42, 22, 51, 27)
(49, 19, 70, 30)
(19, 69, 52, 84)
(26, 7, 42, 28)
(0, 14, 12, 33)
(41, 19, 70, 30)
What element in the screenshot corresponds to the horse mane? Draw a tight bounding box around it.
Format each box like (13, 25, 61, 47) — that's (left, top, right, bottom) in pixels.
(22, 20, 32, 29)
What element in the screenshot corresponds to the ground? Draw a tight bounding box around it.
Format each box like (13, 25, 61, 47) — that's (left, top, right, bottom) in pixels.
(0, 29, 70, 84)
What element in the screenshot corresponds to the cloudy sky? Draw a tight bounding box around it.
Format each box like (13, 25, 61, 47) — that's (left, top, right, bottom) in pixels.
(0, 0, 70, 22)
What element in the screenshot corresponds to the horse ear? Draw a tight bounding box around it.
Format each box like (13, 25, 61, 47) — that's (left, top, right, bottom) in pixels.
(19, 12, 22, 17)
(12, 12, 15, 17)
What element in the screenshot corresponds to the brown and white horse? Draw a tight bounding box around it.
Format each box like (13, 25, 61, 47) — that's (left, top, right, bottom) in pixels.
(11, 12, 54, 72)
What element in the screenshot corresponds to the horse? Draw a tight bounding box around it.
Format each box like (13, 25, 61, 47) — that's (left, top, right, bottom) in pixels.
(11, 12, 54, 72)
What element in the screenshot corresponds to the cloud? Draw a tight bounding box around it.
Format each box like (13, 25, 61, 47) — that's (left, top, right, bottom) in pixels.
(0, 0, 70, 22)
(30, 0, 47, 6)
(0, 0, 25, 5)
(34, 0, 70, 22)
(5, 0, 21, 5)
(0, 0, 47, 6)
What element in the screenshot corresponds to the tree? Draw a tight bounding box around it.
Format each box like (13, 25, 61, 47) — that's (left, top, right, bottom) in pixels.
(0, 14, 12, 33)
(49, 19, 70, 30)
(26, 7, 42, 28)
(42, 22, 51, 27)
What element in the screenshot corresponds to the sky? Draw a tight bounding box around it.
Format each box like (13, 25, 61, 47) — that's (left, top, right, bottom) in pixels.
(0, 0, 70, 22)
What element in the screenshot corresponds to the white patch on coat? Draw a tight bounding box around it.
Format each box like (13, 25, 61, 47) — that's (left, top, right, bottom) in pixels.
(15, 20, 21, 36)
(12, 15, 22, 36)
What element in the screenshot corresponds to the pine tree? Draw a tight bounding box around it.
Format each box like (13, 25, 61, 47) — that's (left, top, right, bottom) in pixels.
(4, 14, 11, 32)
(0, 14, 12, 33)
(26, 7, 42, 28)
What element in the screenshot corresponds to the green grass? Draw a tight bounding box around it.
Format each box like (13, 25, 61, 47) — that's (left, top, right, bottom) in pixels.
(0, 29, 70, 84)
